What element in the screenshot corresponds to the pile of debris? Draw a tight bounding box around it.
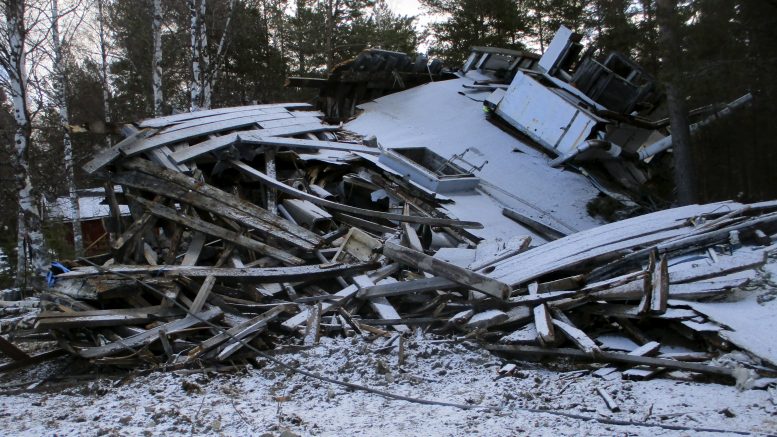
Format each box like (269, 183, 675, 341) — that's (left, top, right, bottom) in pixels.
(2, 104, 777, 387)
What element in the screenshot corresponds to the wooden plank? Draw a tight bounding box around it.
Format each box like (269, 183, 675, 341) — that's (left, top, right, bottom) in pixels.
(35, 307, 183, 328)
(502, 207, 569, 240)
(401, 203, 424, 252)
(122, 112, 295, 156)
(76, 307, 223, 359)
(529, 282, 554, 345)
(484, 202, 739, 287)
(551, 318, 599, 354)
(235, 135, 380, 155)
(258, 115, 323, 129)
(111, 171, 317, 251)
(650, 255, 669, 314)
(232, 160, 483, 229)
(244, 122, 337, 138)
(484, 344, 735, 378)
(59, 262, 379, 283)
(468, 236, 531, 271)
(637, 253, 656, 315)
(119, 158, 322, 247)
(668, 251, 766, 284)
(168, 133, 239, 163)
(131, 195, 304, 266)
(181, 232, 205, 266)
(188, 306, 289, 360)
(596, 387, 620, 412)
(582, 304, 697, 320)
(158, 108, 290, 134)
(356, 275, 459, 299)
(466, 310, 509, 329)
(138, 103, 313, 128)
(507, 290, 578, 306)
(282, 284, 359, 330)
(0, 336, 30, 361)
(382, 241, 510, 299)
(82, 128, 156, 174)
(353, 275, 409, 333)
(265, 148, 277, 214)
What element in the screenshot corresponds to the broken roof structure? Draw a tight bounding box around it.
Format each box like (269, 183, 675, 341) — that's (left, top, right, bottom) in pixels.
(2, 28, 777, 435)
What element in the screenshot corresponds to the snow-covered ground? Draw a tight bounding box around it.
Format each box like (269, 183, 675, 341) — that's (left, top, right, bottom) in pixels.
(1, 334, 775, 436)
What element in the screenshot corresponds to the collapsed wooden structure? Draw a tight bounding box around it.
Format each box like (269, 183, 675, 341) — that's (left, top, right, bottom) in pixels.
(2, 104, 777, 386)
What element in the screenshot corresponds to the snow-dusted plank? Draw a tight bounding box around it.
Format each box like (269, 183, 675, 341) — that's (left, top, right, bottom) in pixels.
(117, 159, 321, 249)
(356, 275, 459, 299)
(468, 236, 531, 271)
(484, 202, 739, 287)
(122, 112, 296, 156)
(583, 304, 697, 320)
(668, 272, 754, 300)
(58, 262, 377, 282)
(158, 108, 288, 134)
(668, 250, 767, 284)
(551, 318, 599, 354)
(650, 255, 669, 314)
(282, 284, 359, 330)
(500, 323, 538, 344)
(466, 309, 508, 329)
(529, 283, 554, 345)
(169, 133, 239, 163)
(244, 122, 339, 138)
(231, 160, 484, 229)
(382, 241, 510, 299)
(258, 115, 323, 129)
(76, 307, 223, 359)
(83, 128, 156, 174)
(353, 275, 409, 333)
(593, 341, 661, 378)
(187, 306, 288, 360)
(138, 103, 313, 128)
(237, 135, 379, 155)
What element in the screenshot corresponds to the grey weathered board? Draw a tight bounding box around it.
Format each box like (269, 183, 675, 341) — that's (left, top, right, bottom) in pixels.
(231, 160, 484, 229)
(58, 262, 379, 283)
(484, 202, 739, 287)
(137, 103, 313, 128)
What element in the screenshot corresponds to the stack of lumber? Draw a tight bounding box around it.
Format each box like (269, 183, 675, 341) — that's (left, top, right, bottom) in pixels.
(3, 105, 777, 385)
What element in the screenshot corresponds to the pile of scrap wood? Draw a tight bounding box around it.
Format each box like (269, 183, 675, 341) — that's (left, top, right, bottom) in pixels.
(3, 104, 777, 386)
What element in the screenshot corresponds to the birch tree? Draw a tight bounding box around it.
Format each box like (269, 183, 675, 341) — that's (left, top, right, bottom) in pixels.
(97, 0, 111, 143)
(0, 0, 49, 288)
(50, 0, 83, 256)
(151, 0, 162, 115)
(188, 0, 201, 111)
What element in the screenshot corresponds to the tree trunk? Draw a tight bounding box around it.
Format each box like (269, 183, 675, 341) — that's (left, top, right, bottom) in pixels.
(189, 0, 202, 112)
(51, 0, 84, 258)
(208, 0, 236, 105)
(152, 0, 163, 116)
(657, 0, 696, 205)
(325, 0, 334, 73)
(98, 0, 112, 145)
(200, 0, 211, 109)
(6, 0, 49, 289)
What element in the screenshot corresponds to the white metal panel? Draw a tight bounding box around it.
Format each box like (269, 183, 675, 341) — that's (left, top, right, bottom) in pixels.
(538, 25, 574, 73)
(496, 72, 600, 155)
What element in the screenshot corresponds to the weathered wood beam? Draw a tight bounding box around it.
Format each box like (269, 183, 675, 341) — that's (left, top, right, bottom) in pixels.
(131, 195, 304, 266)
(58, 262, 380, 283)
(382, 241, 510, 299)
(231, 160, 484, 229)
